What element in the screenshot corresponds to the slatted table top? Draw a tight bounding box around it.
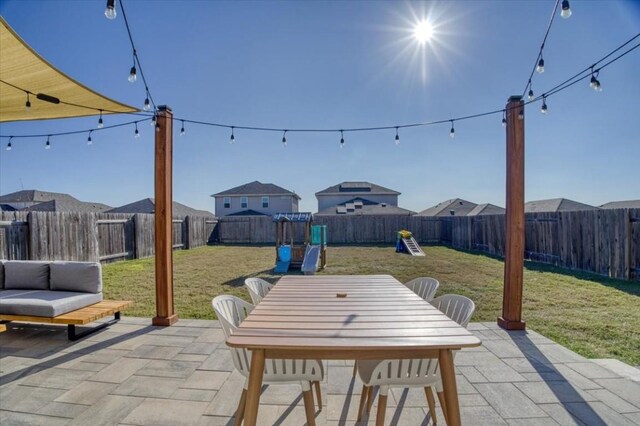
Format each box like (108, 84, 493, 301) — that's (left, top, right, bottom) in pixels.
(226, 275, 481, 353)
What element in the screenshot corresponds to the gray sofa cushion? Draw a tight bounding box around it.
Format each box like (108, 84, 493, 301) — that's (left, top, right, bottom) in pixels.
(0, 289, 103, 317)
(4, 261, 50, 290)
(0, 260, 5, 289)
(50, 262, 102, 293)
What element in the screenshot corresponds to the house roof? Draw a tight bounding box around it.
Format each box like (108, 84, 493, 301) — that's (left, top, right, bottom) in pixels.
(315, 181, 400, 196)
(418, 198, 478, 216)
(107, 198, 214, 218)
(315, 198, 415, 216)
(524, 198, 599, 213)
(599, 200, 640, 209)
(212, 181, 300, 200)
(0, 204, 16, 211)
(227, 209, 268, 217)
(0, 189, 111, 213)
(467, 203, 505, 216)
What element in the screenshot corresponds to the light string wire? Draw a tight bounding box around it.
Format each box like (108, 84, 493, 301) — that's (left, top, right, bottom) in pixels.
(2, 34, 639, 141)
(522, 0, 560, 99)
(0, 118, 152, 139)
(0, 79, 152, 118)
(118, 0, 157, 112)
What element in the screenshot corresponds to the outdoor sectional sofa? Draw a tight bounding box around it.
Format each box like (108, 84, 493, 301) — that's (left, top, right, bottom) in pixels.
(0, 260, 130, 340)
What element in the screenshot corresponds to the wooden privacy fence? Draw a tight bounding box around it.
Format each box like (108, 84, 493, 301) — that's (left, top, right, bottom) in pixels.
(0, 211, 217, 263)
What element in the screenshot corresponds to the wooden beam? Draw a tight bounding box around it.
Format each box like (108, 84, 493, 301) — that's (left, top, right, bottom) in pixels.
(498, 96, 526, 330)
(153, 106, 178, 327)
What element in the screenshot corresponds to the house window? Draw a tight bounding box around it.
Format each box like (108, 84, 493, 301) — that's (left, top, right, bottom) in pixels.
(262, 196, 269, 208)
(223, 197, 231, 208)
(240, 197, 248, 209)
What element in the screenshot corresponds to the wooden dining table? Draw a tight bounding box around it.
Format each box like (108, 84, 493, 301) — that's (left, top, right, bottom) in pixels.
(226, 274, 482, 426)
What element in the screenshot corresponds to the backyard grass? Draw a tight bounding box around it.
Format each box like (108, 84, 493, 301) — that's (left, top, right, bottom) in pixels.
(102, 245, 640, 366)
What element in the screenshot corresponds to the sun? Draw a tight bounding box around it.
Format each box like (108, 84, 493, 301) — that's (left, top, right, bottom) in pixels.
(413, 20, 433, 44)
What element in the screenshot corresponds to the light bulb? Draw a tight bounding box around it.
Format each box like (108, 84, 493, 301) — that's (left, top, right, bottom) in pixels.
(135, 128, 140, 138)
(25, 93, 31, 110)
(180, 126, 185, 136)
(6, 141, 12, 151)
(541, 100, 548, 114)
(282, 135, 287, 145)
(104, 0, 116, 19)
(128, 66, 137, 83)
(230, 129, 235, 144)
(151, 115, 156, 126)
(340, 131, 345, 148)
(87, 135, 93, 145)
(560, 0, 572, 19)
(518, 109, 524, 120)
(45, 138, 51, 149)
(97, 117, 104, 128)
(394, 129, 400, 145)
(143, 98, 151, 111)
(536, 58, 545, 74)
(155, 123, 160, 132)
(449, 122, 455, 138)
(528, 89, 534, 101)
(590, 76, 597, 89)
(594, 80, 602, 92)
(502, 117, 507, 127)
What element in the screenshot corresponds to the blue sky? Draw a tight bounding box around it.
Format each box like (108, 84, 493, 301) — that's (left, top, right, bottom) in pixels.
(1, 0, 639, 214)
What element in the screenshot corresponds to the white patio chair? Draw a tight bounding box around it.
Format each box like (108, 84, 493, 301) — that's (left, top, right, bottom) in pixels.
(355, 294, 475, 426)
(212, 295, 324, 426)
(351, 277, 441, 378)
(404, 277, 440, 302)
(244, 277, 273, 305)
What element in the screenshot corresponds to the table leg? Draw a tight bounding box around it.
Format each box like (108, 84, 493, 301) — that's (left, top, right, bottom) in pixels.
(243, 349, 265, 426)
(439, 349, 461, 426)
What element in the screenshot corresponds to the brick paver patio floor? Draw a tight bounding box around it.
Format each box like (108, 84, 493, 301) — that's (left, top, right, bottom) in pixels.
(1, 319, 639, 425)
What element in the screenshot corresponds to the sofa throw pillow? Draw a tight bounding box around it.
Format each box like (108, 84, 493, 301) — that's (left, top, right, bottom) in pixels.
(4, 261, 50, 290)
(50, 262, 102, 293)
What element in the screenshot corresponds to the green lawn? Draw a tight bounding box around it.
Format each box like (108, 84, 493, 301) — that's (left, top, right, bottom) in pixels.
(103, 245, 640, 365)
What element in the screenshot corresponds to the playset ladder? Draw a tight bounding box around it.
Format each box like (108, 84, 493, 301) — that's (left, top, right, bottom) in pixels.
(402, 237, 425, 256)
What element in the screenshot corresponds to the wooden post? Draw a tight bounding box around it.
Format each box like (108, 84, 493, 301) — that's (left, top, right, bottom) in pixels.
(498, 96, 526, 330)
(153, 106, 178, 326)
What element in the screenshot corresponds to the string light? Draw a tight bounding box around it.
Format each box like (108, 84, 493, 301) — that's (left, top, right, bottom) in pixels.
(536, 56, 545, 73)
(540, 95, 548, 114)
(560, 0, 572, 19)
(395, 127, 400, 145)
(180, 120, 185, 136)
(104, 0, 116, 20)
(589, 68, 602, 92)
(143, 96, 151, 112)
(87, 130, 93, 145)
(128, 55, 137, 83)
(282, 130, 287, 147)
(502, 110, 507, 127)
(449, 120, 455, 138)
(45, 136, 51, 149)
(97, 110, 104, 128)
(6, 137, 12, 151)
(155, 120, 160, 133)
(518, 109, 524, 120)
(134, 122, 140, 138)
(150, 114, 156, 126)
(340, 130, 345, 148)
(230, 127, 235, 144)
(527, 81, 535, 101)
(25, 92, 31, 110)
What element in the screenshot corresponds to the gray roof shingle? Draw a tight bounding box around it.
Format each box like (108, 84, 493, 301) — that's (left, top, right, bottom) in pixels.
(466, 203, 505, 216)
(315, 197, 414, 216)
(315, 181, 400, 196)
(212, 181, 300, 200)
(0, 189, 111, 213)
(599, 200, 640, 209)
(524, 198, 599, 213)
(418, 198, 478, 216)
(107, 198, 214, 218)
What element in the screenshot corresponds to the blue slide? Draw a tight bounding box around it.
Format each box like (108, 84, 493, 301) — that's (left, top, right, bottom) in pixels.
(274, 245, 291, 273)
(301, 244, 321, 275)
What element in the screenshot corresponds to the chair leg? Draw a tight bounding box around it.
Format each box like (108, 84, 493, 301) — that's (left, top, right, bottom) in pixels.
(366, 386, 374, 414)
(302, 389, 317, 426)
(314, 381, 322, 411)
(375, 392, 388, 426)
(233, 389, 247, 426)
(425, 387, 437, 425)
(357, 385, 368, 422)
(437, 391, 448, 425)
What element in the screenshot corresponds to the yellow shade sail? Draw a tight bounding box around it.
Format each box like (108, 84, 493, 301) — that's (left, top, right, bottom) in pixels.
(0, 16, 138, 123)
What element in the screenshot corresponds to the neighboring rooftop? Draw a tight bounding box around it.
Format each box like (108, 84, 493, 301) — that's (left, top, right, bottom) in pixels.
(315, 181, 400, 196)
(212, 181, 300, 199)
(0, 189, 111, 213)
(418, 198, 478, 217)
(316, 197, 415, 216)
(107, 198, 214, 218)
(467, 203, 506, 216)
(599, 200, 640, 209)
(525, 198, 599, 213)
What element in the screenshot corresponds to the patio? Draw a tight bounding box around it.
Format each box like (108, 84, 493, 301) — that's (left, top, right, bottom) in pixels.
(1, 318, 638, 426)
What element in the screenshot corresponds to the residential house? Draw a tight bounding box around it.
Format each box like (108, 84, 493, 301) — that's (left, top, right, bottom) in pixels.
(315, 181, 401, 212)
(315, 197, 415, 216)
(107, 198, 214, 218)
(418, 198, 478, 217)
(211, 181, 300, 217)
(524, 198, 599, 213)
(599, 200, 640, 209)
(466, 203, 506, 216)
(0, 189, 111, 213)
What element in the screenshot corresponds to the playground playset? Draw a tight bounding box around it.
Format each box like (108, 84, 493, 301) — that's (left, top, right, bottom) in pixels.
(396, 229, 425, 256)
(273, 213, 327, 274)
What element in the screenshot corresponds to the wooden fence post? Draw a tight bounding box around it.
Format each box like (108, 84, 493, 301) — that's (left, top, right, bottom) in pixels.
(153, 105, 178, 326)
(498, 96, 526, 330)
